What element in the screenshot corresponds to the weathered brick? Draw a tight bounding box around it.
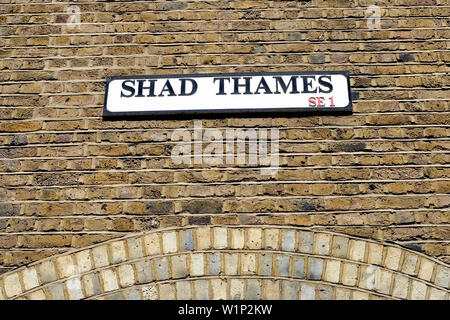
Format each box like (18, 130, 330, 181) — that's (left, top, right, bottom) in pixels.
(230, 279, 245, 300)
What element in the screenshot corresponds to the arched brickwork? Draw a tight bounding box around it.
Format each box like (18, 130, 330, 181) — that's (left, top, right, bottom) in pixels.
(0, 226, 448, 300)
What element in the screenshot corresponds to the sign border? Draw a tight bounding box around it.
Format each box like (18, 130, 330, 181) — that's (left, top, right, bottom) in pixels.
(103, 70, 353, 117)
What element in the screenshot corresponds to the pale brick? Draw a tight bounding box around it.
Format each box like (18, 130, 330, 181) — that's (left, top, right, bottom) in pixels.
(384, 247, 402, 271)
(314, 233, 331, 255)
(75, 250, 93, 273)
(22, 267, 39, 291)
(213, 227, 228, 249)
(99, 269, 119, 292)
(411, 280, 427, 300)
(418, 258, 434, 281)
(176, 281, 191, 300)
(172, 255, 188, 278)
(241, 254, 256, 275)
(47, 283, 65, 300)
(155, 257, 169, 280)
(224, 253, 238, 275)
(142, 285, 158, 300)
(282, 281, 298, 300)
(434, 266, 450, 289)
(317, 285, 333, 300)
(324, 260, 341, 283)
(359, 265, 379, 290)
(27, 290, 46, 300)
(277, 255, 290, 277)
(159, 283, 175, 300)
(428, 287, 447, 300)
(260, 253, 273, 276)
(196, 227, 211, 250)
(194, 280, 209, 300)
(349, 240, 366, 262)
(143, 233, 161, 255)
(375, 270, 393, 295)
(92, 246, 110, 269)
(263, 280, 280, 300)
(281, 230, 295, 252)
(299, 231, 314, 253)
(308, 258, 323, 280)
(247, 228, 262, 249)
(342, 263, 358, 286)
(162, 232, 178, 253)
(4, 273, 22, 297)
(293, 257, 305, 279)
(246, 279, 261, 300)
(367, 243, 384, 265)
(335, 288, 351, 300)
(66, 277, 84, 300)
(211, 279, 227, 300)
(230, 279, 245, 300)
(82, 273, 102, 297)
(401, 253, 419, 276)
(135, 260, 153, 284)
(190, 253, 204, 276)
(352, 291, 369, 300)
(56, 255, 78, 278)
(180, 229, 194, 251)
(103, 292, 122, 300)
(331, 236, 349, 258)
(392, 274, 409, 299)
(300, 283, 315, 300)
(208, 253, 221, 276)
(124, 288, 140, 300)
(118, 264, 135, 287)
(127, 237, 144, 259)
(231, 229, 245, 249)
(264, 229, 279, 250)
(110, 241, 127, 264)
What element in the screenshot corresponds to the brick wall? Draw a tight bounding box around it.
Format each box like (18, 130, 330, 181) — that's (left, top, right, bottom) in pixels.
(0, 0, 449, 299)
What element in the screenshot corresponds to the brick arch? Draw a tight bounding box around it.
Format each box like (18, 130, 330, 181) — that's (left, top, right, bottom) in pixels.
(0, 226, 448, 300)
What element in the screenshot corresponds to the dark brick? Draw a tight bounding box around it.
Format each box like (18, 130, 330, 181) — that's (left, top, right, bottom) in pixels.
(146, 201, 173, 214)
(35, 173, 78, 186)
(333, 142, 366, 152)
(188, 215, 211, 225)
(296, 200, 316, 211)
(182, 200, 223, 214)
(143, 186, 162, 199)
(351, 91, 360, 100)
(0, 203, 19, 217)
(398, 53, 415, 62)
(9, 135, 28, 146)
(163, 2, 187, 10)
(403, 243, 423, 252)
(309, 54, 326, 64)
